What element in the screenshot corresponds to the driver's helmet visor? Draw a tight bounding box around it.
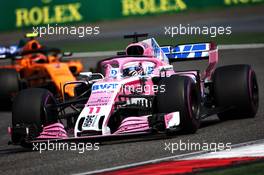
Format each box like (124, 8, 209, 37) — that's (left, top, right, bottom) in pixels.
(123, 61, 156, 77)
(123, 66, 141, 77)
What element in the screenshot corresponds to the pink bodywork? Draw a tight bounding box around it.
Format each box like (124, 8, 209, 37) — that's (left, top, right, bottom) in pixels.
(114, 116, 150, 134)
(38, 123, 68, 139)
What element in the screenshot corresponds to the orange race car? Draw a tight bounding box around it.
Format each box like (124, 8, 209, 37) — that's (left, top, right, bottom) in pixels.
(0, 33, 83, 107)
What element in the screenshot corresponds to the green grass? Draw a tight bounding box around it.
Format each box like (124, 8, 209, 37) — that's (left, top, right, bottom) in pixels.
(196, 161, 264, 175)
(47, 33, 264, 52)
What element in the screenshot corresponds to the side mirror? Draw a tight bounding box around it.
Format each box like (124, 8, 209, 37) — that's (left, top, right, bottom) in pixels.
(80, 72, 93, 78)
(80, 72, 104, 83)
(159, 65, 173, 77)
(159, 65, 173, 71)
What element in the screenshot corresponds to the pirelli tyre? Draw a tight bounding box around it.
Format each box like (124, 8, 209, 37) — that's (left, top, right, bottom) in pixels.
(0, 69, 20, 108)
(12, 88, 58, 146)
(156, 75, 201, 134)
(212, 64, 259, 120)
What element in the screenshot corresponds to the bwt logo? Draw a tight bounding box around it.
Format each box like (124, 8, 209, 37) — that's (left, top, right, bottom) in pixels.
(92, 83, 119, 91)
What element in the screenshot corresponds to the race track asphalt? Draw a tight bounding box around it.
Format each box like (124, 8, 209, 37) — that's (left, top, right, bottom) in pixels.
(0, 48, 263, 174)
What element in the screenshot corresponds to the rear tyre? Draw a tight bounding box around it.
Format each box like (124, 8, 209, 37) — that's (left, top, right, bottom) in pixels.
(212, 65, 259, 120)
(12, 88, 58, 146)
(156, 75, 201, 134)
(0, 69, 20, 108)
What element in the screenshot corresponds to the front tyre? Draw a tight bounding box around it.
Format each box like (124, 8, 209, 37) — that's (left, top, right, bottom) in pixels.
(156, 75, 201, 134)
(12, 88, 58, 146)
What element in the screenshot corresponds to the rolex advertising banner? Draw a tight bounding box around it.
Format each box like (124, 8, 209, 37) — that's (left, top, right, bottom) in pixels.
(1, 0, 263, 31)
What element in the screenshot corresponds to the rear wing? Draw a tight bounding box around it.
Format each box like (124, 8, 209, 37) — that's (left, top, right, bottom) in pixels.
(161, 43, 217, 62)
(0, 45, 20, 59)
(161, 42, 218, 80)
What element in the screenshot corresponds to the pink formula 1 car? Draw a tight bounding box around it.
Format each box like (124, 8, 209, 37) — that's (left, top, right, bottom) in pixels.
(9, 33, 259, 147)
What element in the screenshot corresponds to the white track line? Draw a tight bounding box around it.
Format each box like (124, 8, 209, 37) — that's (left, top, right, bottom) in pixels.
(72, 43, 264, 58)
(73, 139, 264, 175)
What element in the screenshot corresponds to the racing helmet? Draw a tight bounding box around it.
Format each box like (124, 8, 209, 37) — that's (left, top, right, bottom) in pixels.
(123, 62, 144, 77)
(30, 53, 47, 63)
